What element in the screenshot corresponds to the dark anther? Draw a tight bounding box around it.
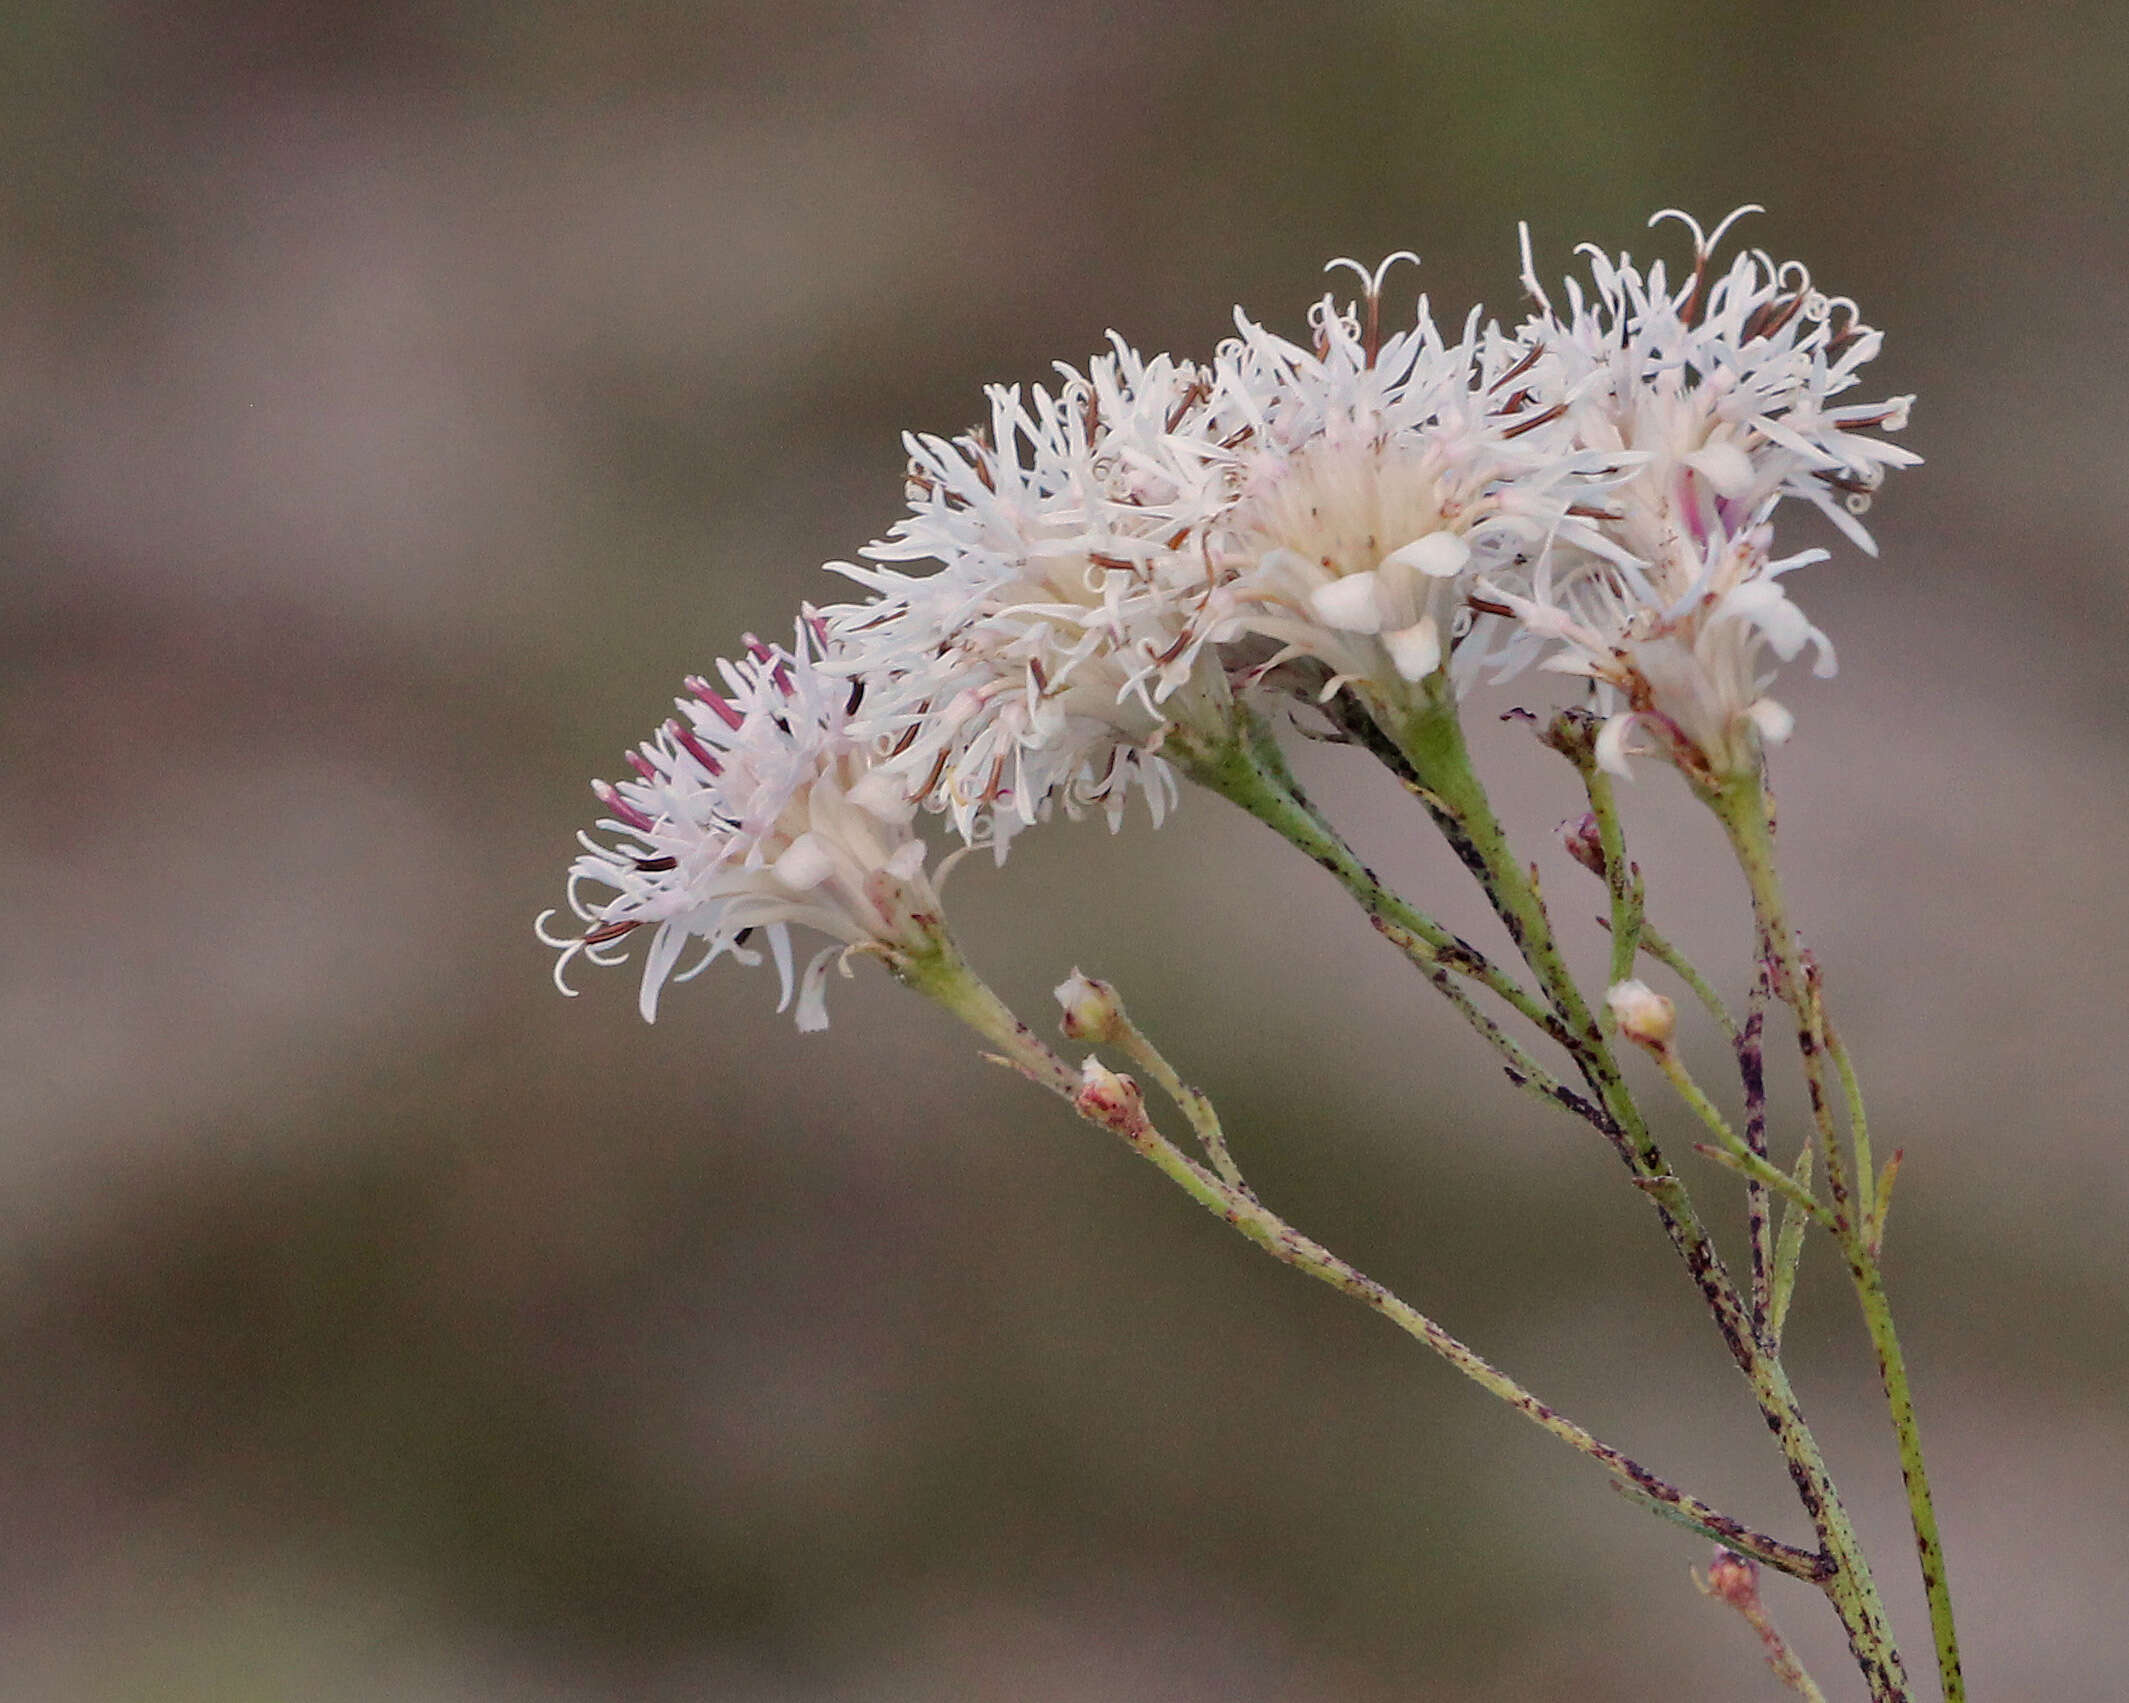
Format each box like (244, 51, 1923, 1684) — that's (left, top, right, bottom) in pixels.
(1500, 401, 1567, 440)
(1488, 341, 1544, 394)
(1164, 375, 1210, 434)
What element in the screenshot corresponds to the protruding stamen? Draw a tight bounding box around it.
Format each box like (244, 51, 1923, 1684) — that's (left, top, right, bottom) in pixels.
(592, 779, 656, 833)
(1162, 374, 1210, 435)
(667, 718, 723, 778)
(686, 678, 747, 729)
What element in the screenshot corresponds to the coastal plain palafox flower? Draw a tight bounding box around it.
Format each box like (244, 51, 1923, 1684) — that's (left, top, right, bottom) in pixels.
(543, 210, 1922, 1035)
(537, 623, 949, 1029)
(1492, 525, 1838, 778)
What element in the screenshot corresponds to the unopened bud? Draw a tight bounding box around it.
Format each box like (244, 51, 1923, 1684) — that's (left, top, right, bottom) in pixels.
(1700, 1547, 1761, 1611)
(1073, 1056, 1144, 1126)
(1054, 969, 1126, 1042)
(1606, 979, 1677, 1051)
(1561, 812, 1607, 877)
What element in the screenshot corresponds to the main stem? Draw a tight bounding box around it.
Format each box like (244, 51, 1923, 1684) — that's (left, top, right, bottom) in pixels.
(1712, 773, 1965, 1703)
(1379, 681, 1910, 1701)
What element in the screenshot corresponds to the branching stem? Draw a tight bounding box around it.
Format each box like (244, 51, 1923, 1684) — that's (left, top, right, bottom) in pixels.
(904, 941, 1830, 1584)
(1378, 686, 1911, 1701)
(1167, 717, 1582, 1099)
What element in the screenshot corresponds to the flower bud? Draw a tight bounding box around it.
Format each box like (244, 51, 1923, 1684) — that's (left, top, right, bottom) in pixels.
(1072, 1056, 1145, 1127)
(1055, 970, 1127, 1042)
(1606, 979, 1677, 1051)
(1561, 812, 1607, 877)
(1699, 1547, 1761, 1611)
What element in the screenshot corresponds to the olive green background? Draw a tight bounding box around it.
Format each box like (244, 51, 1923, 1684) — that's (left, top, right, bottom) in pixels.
(3, 2, 2124, 1697)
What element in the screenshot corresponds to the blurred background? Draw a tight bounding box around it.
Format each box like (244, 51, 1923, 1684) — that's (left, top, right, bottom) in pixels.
(3, 1, 2123, 1697)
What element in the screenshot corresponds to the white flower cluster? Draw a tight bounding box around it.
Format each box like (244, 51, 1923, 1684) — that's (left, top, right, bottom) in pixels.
(547, 210, 1914, 1023)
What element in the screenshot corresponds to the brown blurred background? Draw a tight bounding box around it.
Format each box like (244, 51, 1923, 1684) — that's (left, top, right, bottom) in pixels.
(2, 2, 2123, 1697)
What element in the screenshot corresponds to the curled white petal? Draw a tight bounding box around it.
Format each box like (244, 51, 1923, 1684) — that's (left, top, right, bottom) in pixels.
(771, 832, 837, 891)
(1746, 697, 1795, 746)
(1686, 440, 1756, 497)
(1382, 530, 1472, 579)
(1594, 712, 1639, 777)
(1308, 571, 1387, 633)
(1384, 616, 1443, 682)
(1724, 578, 1814, 661)
(846, 767, 919, 823)
(794, 947, 841, 1033)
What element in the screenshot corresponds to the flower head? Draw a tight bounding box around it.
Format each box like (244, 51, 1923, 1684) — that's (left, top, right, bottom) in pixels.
(538, 622, 948, 1028)
(1495, 524, 1836, 778)
(823, 339, 1246, 853)
(1203, 257, 1610, 703)
(1494, 209, 1918, 778)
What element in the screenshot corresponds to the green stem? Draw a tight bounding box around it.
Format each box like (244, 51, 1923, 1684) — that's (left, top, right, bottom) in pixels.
(1595, 755, 1767, 1353)
(1749, 1359, 1911, 1701)
(1767, 1141, 1817, 1347)
(1825, 1018, 1878, 1241)
(1604, 906, 1780, 1332)
(1378, 684, 1762, 1359)
(1376, 685, 1910, 1700)
(1851, 1254, 1959, 1693)
(1647, 1044, 1834, 1232)
(1387, 682, 1604, 1044)
(1710, 773, 1964, 1703)
(1167, 717, 1595, 1124)
(1691, 1141, 1833, 1228)
(1580, 760, 1644, 988)
(909, 943, 1829, 1583)
(1105, 998, 1249, 1191)
(1740, 966, 1777, 1345)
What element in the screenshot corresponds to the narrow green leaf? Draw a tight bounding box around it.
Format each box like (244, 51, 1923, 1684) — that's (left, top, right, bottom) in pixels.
(1768, 1142, 1817, 1347)
(1867, 1147, 1905, 1257)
